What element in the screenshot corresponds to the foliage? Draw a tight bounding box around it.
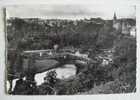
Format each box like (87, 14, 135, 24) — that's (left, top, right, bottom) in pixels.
(38, 70, 59, 95)
(7, 18, 136, 94)
(7, 18, 104, 50)
(112, 36, 136, 92)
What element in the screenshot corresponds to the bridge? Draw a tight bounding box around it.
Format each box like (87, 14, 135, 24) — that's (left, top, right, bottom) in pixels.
(22, 49, 96, 73)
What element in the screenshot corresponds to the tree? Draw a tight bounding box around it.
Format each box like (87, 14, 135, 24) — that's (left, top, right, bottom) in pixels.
(112, 36, 136, 92)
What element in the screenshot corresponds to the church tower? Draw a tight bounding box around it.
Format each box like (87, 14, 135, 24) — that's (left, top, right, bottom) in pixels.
(113, 12, 117, 24)
(113, 12, 120, 30)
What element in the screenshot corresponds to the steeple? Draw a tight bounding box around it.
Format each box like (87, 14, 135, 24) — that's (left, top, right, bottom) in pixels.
(113, 12, 117, 21)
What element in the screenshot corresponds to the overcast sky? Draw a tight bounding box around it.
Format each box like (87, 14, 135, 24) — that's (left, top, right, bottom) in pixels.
(6, 5, 136, 20)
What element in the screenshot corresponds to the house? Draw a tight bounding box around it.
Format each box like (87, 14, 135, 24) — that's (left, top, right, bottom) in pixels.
(113, 13, 136, 37)
(130, 26, 136, 37)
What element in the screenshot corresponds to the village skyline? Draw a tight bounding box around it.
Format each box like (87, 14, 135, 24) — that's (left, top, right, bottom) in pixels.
(6, 5, 135, 20)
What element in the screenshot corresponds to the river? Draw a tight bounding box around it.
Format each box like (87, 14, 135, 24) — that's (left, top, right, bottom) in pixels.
(6, 64, 77, 91)
(6, 49, 113, 91)
(35, 64, 77, 85)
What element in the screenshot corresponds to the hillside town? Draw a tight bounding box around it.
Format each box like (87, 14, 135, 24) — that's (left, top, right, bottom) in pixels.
(7, 12, 136, 95)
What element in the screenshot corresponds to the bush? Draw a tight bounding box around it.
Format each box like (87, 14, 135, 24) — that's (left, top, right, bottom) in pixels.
(112, 36, 136, 92)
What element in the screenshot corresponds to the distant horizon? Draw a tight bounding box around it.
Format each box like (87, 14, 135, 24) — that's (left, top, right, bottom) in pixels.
(7, 16, 136, 20)
(6, 5, 136, 20)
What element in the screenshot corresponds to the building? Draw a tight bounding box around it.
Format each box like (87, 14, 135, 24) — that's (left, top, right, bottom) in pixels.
(112, 13, 136, 37)
(130, 26, 136, 37)
(113, 13, 122, 31)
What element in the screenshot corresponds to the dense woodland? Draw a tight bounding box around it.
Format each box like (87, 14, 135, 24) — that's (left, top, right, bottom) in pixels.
(7, 17, 136, 94)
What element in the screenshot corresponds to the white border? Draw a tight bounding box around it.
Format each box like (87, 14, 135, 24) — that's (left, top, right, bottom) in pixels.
(0, 0, 140, 100)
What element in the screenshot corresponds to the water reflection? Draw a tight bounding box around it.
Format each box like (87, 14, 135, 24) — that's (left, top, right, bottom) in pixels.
(35, 64, 76, 85)
(6, 64, 77, 91)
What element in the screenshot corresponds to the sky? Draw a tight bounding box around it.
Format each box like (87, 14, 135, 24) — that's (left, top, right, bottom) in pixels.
(6, 5, 136, 20)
